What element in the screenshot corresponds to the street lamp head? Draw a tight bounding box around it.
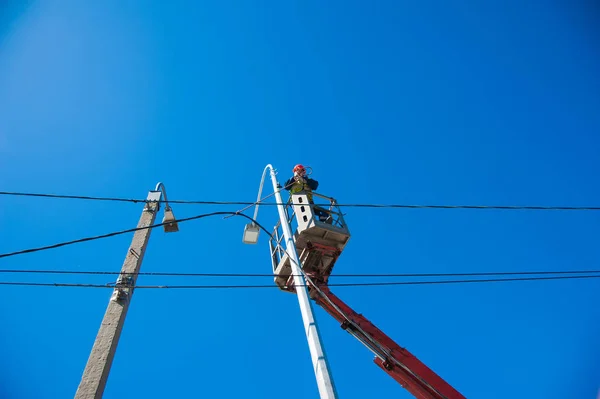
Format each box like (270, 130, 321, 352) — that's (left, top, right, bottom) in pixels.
(242, 222, 260, 244)
(154, 182, 179, 233)
(162, 207, 179, 233)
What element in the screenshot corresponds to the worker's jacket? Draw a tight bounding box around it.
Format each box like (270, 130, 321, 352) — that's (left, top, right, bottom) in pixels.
(284, 176, 319, 202)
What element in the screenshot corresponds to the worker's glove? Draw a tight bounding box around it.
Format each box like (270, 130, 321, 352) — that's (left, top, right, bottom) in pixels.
(295, 176, 306, 183)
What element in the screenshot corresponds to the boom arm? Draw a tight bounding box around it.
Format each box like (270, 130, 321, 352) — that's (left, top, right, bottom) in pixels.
(311, 284, 465, 399)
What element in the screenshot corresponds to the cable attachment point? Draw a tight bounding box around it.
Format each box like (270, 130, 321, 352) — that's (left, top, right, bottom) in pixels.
(144, 191, 162, 212)
(111, 273, 134, 303)
(115, 273, 134, 288)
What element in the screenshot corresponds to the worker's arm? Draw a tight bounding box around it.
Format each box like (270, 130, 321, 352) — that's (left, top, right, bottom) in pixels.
(306, 178, 319, 191)
(283, 177, 295, 190)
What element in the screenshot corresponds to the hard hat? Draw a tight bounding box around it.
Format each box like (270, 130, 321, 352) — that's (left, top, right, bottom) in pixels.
(293, 164, 306, 173)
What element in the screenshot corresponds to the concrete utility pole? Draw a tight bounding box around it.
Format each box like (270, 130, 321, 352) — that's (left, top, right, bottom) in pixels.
(74, 183, 178, 399)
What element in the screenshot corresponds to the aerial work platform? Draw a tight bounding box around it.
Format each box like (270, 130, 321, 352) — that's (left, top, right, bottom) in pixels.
(269, 191, 350, 291)
(267, 189, 466, 399)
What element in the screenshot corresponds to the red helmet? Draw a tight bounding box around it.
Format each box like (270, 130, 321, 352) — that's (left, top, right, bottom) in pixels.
(293, 164, 306, 173)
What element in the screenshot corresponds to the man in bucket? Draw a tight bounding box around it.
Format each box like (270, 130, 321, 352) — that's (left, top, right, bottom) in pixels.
(284, 164, 332, 224)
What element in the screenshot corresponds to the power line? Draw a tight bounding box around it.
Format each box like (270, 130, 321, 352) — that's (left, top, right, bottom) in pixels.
(2, 195, 598, 287)
(1, 190, 599, 211)
(0, 191, 142, 203)
(1, 274, 599, 289)
(0, 211, 258, 260)
(1, 269, 600, 278)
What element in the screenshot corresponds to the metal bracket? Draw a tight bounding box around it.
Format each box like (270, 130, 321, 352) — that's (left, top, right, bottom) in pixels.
(111, 273, 134, 302)
(382, 360, 394, 371)
(145, 191, 162, 212)
(115, 273, 134, 288)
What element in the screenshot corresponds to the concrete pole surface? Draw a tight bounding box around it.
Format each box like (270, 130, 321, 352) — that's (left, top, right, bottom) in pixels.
(74, 191, 161, 399)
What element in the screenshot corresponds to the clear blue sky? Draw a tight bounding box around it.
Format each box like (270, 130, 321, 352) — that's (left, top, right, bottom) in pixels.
(1, 1, 599, 398)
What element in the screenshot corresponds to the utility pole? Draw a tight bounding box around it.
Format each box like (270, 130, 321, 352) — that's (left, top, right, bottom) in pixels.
(242, 165, 338, 399)
(75, 183, 178, 399)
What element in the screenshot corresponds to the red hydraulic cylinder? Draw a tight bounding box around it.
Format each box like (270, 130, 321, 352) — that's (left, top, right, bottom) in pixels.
(312, 285, 465, 399)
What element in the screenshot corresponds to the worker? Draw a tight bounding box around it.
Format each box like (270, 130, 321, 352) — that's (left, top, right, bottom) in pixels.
(284, 164, 318, 199)
(284, 164, 331, 223)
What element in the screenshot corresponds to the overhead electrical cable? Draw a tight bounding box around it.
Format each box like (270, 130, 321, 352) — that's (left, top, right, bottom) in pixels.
(0, 211, 600, 289)
(1, 269, 599, 278)
(0, 211, 261, 259)
(1, 274, 600, 289)
(1, 191, 598, 211)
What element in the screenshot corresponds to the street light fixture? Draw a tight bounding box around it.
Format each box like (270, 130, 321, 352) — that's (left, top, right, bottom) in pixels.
(242, 223, 260, 244)
(242, 164, 338, 399)
(155, 182, 179, 233)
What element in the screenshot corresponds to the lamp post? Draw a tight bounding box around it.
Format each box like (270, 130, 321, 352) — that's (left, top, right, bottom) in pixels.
(242, 164, 338, 399)
(75, 182, 178, 399)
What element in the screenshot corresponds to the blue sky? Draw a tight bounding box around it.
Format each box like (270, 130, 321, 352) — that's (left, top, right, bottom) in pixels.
(1, 1, 599, 398)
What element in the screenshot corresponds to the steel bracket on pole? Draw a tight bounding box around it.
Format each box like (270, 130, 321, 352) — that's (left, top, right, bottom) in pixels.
(145, 191, 162, 212)
(111, 273, 135, 303)
(115, 273, 134, 288)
